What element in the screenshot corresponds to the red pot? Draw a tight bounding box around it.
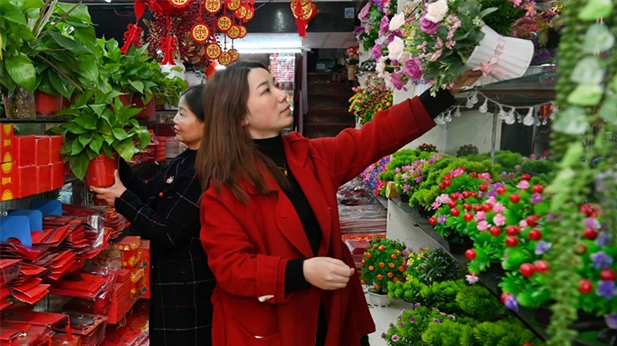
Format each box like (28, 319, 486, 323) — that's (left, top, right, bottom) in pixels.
(34, 91, 63, 115)
(134, 97, 156, 120)
(85, 153, 118, 188)
(119, 92, 134, 106)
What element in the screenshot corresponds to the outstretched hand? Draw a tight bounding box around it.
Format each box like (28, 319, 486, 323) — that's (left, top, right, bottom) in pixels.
(90, 170, 127, 206)
(449, 70, 483, 96)
(303, 257, 355, 290)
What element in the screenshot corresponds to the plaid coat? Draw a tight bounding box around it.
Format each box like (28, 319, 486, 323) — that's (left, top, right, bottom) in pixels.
(116, 149, 214, 346)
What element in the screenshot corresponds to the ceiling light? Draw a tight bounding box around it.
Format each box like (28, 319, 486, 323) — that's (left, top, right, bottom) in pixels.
(238, 48, 302, 54)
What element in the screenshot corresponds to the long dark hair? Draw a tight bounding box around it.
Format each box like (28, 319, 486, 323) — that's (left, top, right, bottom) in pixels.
(195, 61, 288, 203)
(180, 84, 205, 121)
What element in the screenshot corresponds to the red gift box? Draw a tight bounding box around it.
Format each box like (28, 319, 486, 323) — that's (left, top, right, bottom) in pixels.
(36, 164, 51, 193)
(117, 269, 131, 283)
(0, 161, 17, 201)
(138, 239, 150, 270)
(15, 165, 37, 198)
(35, 136, 51, 166)
(113, 236, 142, 269)
(50, 162, 64, 190)
(50, 135, 63, 163)
(129, 268, 145, 299)
(141, 270, 150, 299)
(0, 124, 14, 164)
(13, 135, 35, 167)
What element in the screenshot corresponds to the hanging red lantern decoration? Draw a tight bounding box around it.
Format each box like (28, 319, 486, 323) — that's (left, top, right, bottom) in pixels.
(169, 0, 193, 9)
(228, 48, 239, 62)
(234, 5, 247, 20)
(160, 36, 179, 65)
(291, 0, 317, 37)
(238, 25, 247, 38)
(206, 42, 222, 59)
(226, 0, 241, 11)
(217, 16, 232, 32)
(218, 51, 232, 66)
(191, 23, 210, 43)
(227, 25, 240, 39)
(204, 0, 222, 14)
(205, 62, 217, 80)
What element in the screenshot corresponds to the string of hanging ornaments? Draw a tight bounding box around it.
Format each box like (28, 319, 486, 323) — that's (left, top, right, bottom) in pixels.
(129, 0, 256, 67)
(434, 89, 556, 127)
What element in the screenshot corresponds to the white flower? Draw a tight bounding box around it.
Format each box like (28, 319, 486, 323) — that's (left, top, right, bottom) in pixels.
(383, 72, 394, 90)
(376, 56, 387, 77)
(397, 51, 412, 64)
(389, 13, 406, 31)
(425, 0, 449, 23)
(387, 36, 405, 61)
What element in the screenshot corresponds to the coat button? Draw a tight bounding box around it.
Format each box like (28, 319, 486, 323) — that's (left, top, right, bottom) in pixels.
(158, 192, 163, 197)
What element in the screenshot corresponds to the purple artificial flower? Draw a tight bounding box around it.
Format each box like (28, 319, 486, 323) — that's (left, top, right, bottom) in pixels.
(591, 251, 614, 269)
(358, 3, 371, 21)
(373, 0, 383, 11)
(448, 315, 456, 321)
(392, 335, 400, 342)
(403, 59, 423, 80)
(530, 193, 544, 204)
(487, 189, 498, 198)
(605, 313, 617, 329)
(597, 280, 617, 300)
(584, 217, 601, 230)
(535, 241, 552, 255)
(354, 26, 367, 40)
(389, 322, 394, 327)
(433, 318, 441, 323)
(409, 316, 415, 323)
(371, 44, 383, 60)
(391, 72, 406, 90)
(438, 215, 446, 224)
(379, 16, 390, 36)
(400, 321, 405, 327)
(504, 294, 519, 311)
(420, 15, 439, 34)
(381, 332, 386, 339)
(597, 233, 611, 247)
(414, 302, 421, 307)
(537, 48, 551, 62)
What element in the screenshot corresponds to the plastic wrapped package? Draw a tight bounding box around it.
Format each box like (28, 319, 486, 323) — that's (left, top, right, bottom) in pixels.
(61, 263, 121, 316)
(337, 177, 379, 206)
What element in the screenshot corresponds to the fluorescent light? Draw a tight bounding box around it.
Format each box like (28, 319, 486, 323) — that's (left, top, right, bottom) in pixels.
(238, 48, 302, 54)
(214, 65, 226, 70)
(104, 0, 112, 2)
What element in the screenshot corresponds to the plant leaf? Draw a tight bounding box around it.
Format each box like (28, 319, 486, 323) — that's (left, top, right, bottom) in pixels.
(48, 31, 92, 54)
(71, 137, 85, 156)
(77, 133, 92, 147)
(64, 121, 88, 134)
(128, 80, 144, 94)
(69, 151, 89, 180)
(114, 139, 139, 162)
(578, 0, 613, 21)
(72, 112, 97, 130)
(5, 53, 37, 91)
(552, 106, 589, 135)
(112, 128, 129, 141)
(582, 24, 615, 53)
(570, 57, 604, 84)
(135, 127, 151, 149)
(566, 84, 603, 107)
(599, 95, 617, 126)
(88, 134, 103, 154)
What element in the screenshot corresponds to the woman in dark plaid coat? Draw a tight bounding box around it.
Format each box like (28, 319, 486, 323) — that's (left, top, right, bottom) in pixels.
(92, 84, 214, 345)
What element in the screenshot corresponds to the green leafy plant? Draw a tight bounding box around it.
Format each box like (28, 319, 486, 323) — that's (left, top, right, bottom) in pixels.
(383, 305, 451, 346)
(415, 248, 464, 284)
(417, 143, 438, 153)
(360, 237, 407, 293)
(48, 88, 151, 180)
(348, 74, 393, 125)
(456, 285, 504, 322)
(457, 144, 480, 157)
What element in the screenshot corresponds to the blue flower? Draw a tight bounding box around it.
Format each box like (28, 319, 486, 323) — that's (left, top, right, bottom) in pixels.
(596, 233, 611, 247)
(596, 280, 617, 300)
(535, 241, 552, 255)
(504, 295, 519, 311)
(605, 313, 617, 329)
(591, 251, 614, 270)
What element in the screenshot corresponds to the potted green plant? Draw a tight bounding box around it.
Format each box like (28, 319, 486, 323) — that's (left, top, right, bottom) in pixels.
(359, 237, 407, 306)
(47, 88, 151, 186)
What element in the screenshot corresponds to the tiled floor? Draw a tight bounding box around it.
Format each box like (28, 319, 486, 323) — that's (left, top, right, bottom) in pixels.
(364, 293, 413, 346)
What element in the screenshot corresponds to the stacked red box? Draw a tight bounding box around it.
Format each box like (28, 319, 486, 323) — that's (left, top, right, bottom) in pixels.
(14, 165, 37, 198)
(156, 136, 167, 162)
(0, 124, 14, 165)
(0, 124, 16, 201)
(129, 268, 145, 299)
(14, 135, 35, 167)
(112, 236, 143, 269)
(108, 280, 132, 324)
(35, 135, 51, 166)
(139, 240, 150, 299)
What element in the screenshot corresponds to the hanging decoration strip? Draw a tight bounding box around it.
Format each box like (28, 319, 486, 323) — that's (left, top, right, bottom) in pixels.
(434, 89, 556, 127)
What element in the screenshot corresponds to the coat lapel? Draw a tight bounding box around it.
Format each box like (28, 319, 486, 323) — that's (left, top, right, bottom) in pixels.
(274, 189, 314, 258)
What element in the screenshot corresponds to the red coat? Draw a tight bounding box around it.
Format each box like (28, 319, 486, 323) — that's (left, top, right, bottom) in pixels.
(200, 97, 435, 346)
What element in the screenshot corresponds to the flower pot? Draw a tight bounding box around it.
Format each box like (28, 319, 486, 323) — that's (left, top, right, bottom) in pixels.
(465, 24, 534, 85)
(446, 236, 473, 255)
(119, 92, 134, 106)
(134, 97, 156, 120)
(367, 290, 391, 307)
(34, 90, 63, 115)
(85, 153, 118, 188)
(484, 261, 505, 277)
(347, 65, 357, 81)
(3, 87, 35, 119)
(400, 194, 410, 204)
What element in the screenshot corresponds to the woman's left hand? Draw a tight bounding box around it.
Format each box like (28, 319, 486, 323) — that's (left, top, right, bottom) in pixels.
(90, 170, 127, 206)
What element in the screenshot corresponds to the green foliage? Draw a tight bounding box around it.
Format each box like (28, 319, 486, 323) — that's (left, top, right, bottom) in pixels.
(480, 0, 527, 36)
(417, 143, 438, 153)
(456, 286, 504, 322)
(521, 159, 555, 176)
(419, 280, 466, 314)
(422, 319, 477, 346)
(457, 144, 480, 157)
(359, 237, 407, 293)
(383, 306, 448, 346)
(415, 249, 464, 285)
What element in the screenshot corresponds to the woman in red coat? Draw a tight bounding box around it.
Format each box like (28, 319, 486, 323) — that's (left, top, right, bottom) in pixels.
(196, 61, 480, 346)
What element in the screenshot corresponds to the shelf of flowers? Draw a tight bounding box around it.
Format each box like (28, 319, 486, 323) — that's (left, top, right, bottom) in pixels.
(358, 146, 616, 345)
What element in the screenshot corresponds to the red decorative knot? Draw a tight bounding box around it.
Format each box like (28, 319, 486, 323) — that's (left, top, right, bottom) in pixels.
(120, 23, 143, 54)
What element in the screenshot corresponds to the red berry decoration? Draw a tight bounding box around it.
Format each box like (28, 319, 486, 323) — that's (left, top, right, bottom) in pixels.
(465, 249, 477, 260)
(483, 204, 492, 212)
(443, 179, 451, 187)
(447, 200, 457, 208)
(471, 191, 478, 198)
(506, 236, 518, 247)
(496, 186, 507, 195)
(473, 204, 483, 212)
(478, 184, 488, 192)
(429, 217, 437, 226)
(528, 229, 542, 241)
(469, 172, 477, 178)
(532, 185, 544, 194)
(500, 292, 512, 304)
(439, 183, 446, 190)
(573, 243, 587, 255)
(526, 215, 538, 227)
(578, 279, 593, 294)
(489, 226, 501, 236)
(521, 173, 531, 181)
(463, 203, 472, 211)
(450, 192, 460, 201)
(463, 212, 474, 221)
(522, 344, 534, 346)
(450, 208, 460, 216)
(583, 227, 599, 240)
(534, 260, 550, 274)
(506, 226, 521, 236)
(520, 263, 535, 277)
(601, 269, 617, 281)
(579, 204, 595, 217)
(509, 193, 521, 203)
(462, 191, 471, 199)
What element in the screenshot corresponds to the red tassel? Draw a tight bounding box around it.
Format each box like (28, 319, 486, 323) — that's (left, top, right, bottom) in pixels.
(161, 36, 178, 65)
(66, 317, 73, 341)
(294, 0, 308, 37)
(48, 336, 52, 346)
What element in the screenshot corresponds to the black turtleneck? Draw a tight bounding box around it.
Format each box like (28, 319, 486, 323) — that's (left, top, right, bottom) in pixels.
(254, 135, 321, 292)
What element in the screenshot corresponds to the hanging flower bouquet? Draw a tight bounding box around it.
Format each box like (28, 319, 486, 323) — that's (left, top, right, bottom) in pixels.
(348, 74, 393, 125)
(377, 0, 534, 94)
(355, 0, 398, 51)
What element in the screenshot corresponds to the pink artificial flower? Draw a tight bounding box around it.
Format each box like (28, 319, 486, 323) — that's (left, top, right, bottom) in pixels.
(475, 211, 486, 222)
(519, 220, 528, 228)
(493, 214, 506, 226)
(509, 0, 522, 6)
(466, 273, 479, 284)
(403, 59, 423, 80)
(492, 203, 505, 214)
(477, 221, 489, 231)
(358, 3, 370, 21)
(449, 167, 464, 178)
(517, 180, 530, 190)
(420, 15, 440, 34)
(524, 0, 537, 17)
(435, 37, 444, 49)
(445, 40, 456, 49)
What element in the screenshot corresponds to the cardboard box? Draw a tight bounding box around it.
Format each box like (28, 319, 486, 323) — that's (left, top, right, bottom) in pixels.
(36, 164, 51, 193)
(16, 165, 37, 198)
(49, 135, 63, 163)
(0, 124, 14, 164)
(14, 135, 36, 167)
(50, 162, 64, 190)
(35, 136, 51, 166)
(0, 161, 16, 201)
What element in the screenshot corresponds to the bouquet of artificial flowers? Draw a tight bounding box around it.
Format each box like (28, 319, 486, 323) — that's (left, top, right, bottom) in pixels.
(348, 74, 393, 124)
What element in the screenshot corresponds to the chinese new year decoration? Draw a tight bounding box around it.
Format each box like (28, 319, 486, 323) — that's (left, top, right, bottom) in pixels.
(291, 0, 317, 37)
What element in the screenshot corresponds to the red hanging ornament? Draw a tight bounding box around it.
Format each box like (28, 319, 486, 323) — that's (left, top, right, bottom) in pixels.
(120, 23, 143, 54)
(169, 0, 193, 9)
(161, 35, 179, 65)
